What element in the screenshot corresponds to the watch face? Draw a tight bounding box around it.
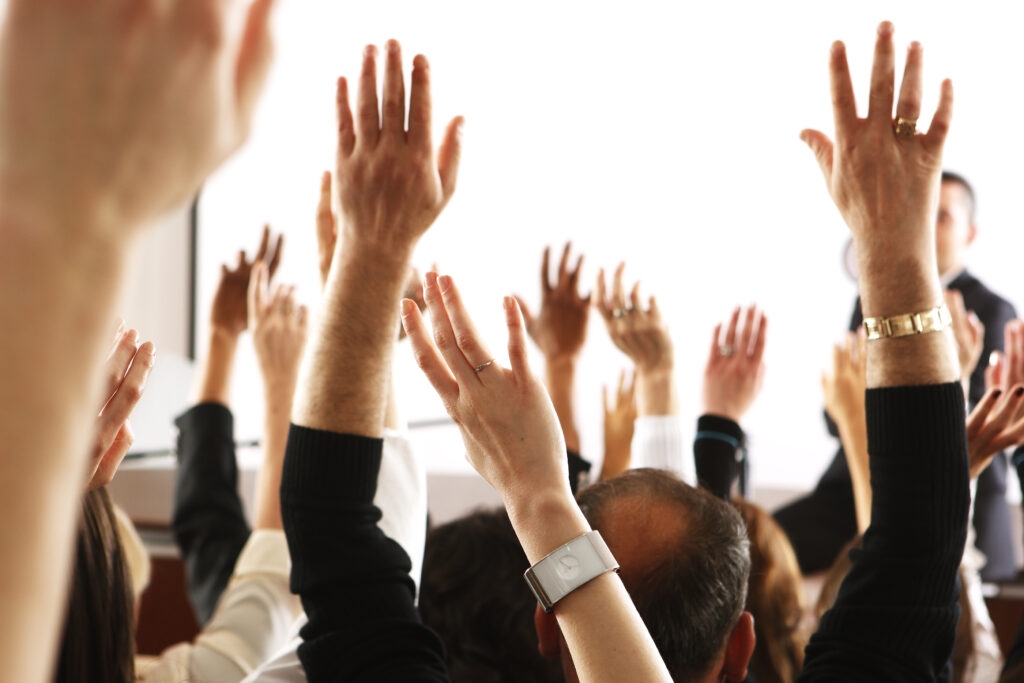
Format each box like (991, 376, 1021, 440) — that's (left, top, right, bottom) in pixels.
(557, 555, 581, 580)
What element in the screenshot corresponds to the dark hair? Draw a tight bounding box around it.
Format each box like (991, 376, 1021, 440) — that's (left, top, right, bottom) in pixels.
(56, 487, 135, 683)
(419, 507, 562, 683)
(577, 469, 750, 680)
(731, 498, 807, 683)
(942, 170, 977, 222)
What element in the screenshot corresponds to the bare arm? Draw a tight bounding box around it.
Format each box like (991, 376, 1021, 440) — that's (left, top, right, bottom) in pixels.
(0, 1, 274, 680)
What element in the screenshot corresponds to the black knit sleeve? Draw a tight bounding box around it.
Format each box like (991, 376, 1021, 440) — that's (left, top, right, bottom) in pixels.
(799, 383, 969, 681)
(172, 402, 251, 624)
(281, 425, 450, 683)
(693, 415, 745, 501)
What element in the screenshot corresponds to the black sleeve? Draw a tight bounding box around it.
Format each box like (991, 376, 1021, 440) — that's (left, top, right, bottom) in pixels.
(567, 448, 591, 495)
(799, 383, 969, 681)
(281, 425, 450, 683)
(693, 415, 745, 501)
(1001, 446, 1024, 677)
(171, 402, 251, 624)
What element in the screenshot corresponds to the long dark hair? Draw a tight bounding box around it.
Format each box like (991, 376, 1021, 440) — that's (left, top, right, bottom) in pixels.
(55, 487, 135, 683)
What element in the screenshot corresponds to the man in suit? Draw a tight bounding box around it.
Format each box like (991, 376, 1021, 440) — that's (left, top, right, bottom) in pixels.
(776, 171, 1019, 581)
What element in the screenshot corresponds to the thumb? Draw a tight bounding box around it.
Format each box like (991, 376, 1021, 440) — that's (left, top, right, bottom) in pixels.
(514, 295, 534, 330)
(800, 129, 835, 189)
(437, 116, 464, 202)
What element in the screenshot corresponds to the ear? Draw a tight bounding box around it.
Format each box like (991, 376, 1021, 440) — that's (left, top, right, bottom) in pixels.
(721, 611, 756, 682)
(534, 603, 561, 659)
(967, 221, 979, 247)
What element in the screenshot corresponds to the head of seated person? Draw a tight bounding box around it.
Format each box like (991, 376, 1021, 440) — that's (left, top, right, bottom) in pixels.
(536, 468, 754, 682)
(56, 487, 135, 683)
(419, 507, 563, 683)
(731, 497, 807, 683)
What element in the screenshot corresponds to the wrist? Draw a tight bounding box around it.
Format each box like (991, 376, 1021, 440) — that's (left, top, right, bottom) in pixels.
(208, 327, 241, 348)
(505, 489, 591, 564)
(337, 233, 415, 271)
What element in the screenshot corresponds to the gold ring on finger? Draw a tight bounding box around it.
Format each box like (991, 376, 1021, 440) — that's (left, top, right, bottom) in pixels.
(894, 116, 917, 138)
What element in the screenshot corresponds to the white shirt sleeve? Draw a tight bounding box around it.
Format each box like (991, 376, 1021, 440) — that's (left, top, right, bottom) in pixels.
(630, 415, 696, 486)
(142, 529, 299, 683)
(240, 428, 428, 683)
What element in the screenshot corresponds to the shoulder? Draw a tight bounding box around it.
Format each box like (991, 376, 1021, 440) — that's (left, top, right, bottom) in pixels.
(956, 271, 1016, 322)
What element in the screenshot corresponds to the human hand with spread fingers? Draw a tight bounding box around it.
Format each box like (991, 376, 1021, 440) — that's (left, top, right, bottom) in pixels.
(703, 306, 767, 424)
(600, 370, 637, 481)
(211, 225, 284, 338)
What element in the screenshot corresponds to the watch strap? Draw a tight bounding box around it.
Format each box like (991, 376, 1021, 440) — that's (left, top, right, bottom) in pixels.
(863, 303, 952, 340)
(523, 530, 619, 613)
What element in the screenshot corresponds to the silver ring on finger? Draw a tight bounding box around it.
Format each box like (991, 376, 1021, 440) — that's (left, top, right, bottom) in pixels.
(613, 309, 627, 319)
(719, 345, 735, 357)
(474, 359, 496, 373)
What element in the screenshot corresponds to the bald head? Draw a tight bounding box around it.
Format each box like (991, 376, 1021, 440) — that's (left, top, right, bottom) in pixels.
(576, 469, 750, 680)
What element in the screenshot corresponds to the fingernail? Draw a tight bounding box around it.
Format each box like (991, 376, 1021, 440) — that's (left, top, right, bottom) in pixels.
(363, 44, 377, 58)
(830, 40, 844, 56)
(993, 390, 1003, 399)
(423, 272, 438, 289)
(438, 274, 453, 293)
(126, 329, 139, 344)
(1016, 387, 1023, 398)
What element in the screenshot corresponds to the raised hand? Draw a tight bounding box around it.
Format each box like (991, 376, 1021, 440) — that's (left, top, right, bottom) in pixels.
(403, 272, 567, 501)
(517, 243, 591, 362)
(802, 22, 958, 388)
(334, 41, 463, 261)
(595, 263, 672, 373)
(89, 325, 156, 490)
(601, 370, 637, 481)
(967, 386, 1024, 480)
(703, 306, 767, 423)
(945, 289, 984, 384)
(0, 0, 277, 237)
(211, 225, 284, 337)
(248, 263, 308, 396)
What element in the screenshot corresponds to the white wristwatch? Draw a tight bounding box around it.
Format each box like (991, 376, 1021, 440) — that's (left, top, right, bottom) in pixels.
(524, 530, 620, 613)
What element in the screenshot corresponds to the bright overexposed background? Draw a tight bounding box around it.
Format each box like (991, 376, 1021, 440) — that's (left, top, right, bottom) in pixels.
(177, 0, 1024, 500)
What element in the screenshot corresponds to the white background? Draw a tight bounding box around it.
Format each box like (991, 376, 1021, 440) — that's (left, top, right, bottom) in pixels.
(183, 0, 1024, 497)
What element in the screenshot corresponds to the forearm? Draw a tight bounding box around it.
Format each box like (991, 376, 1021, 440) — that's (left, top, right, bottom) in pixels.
(636, 368, 679, 417)
(835, 413, 871, 534)
(0, 226, 130, 682)
(192, 330, 240, 405)
(506, 492, 671, 683)
(253, 383, 295, 530)
(545, 358, 580, 452)
(293, 245, 409, 436)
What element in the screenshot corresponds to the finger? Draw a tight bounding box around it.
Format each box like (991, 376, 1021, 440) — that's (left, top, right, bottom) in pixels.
(894, 41, 924, 124)
(317, 171, 338, 263)
(740, 305, 757, 356)
(381, 39, 406, 137)
(975, 387, 1024, 446)
(422, 272, 475, 382)
(967, 387, 1003, 439)
(541, 246, 552, 295)
(237, 249, 247, 268)
(255, 223, 271, 262)
(945, 289, 967, 326)
(986, 351, 1005, 392)
(505, 296, 531, 377)
(828, 41, 857, 140)
(296, 305, 309, 331)
(267, 232, 284, 278)
(407, 54, 433, 153)
(90, 422, 135, 490)
(611, 262, 627, 312)
(438, 274, 495, 375)
(724, 307, 741, 349)
(557, 242, 572, 291)
(602, 384, 611, 415)
(248, 261, 268, 326)
(616, 368, 627, 399)
(336, 76, 356, 158)
(356, 44, 380, 146)
(629, 282, 641, 310)
(235, 0, 277, 140)
(513, 295, 534, 332)
(100, 342, 155, 428)
(923, 79, 954, 155)
(647, 295, 662, 322)
(103, 329, 140, 403)
(569, 254, 585, 297)
(832, 342, 843, 377)
(401, 298, 459, 406)
(437, 116, 464, 202)
(709, 323, 723, 362)
(969, 312, 984, 345)
(752, 314, 768, 363)
(269, 282, 288, 311)
(1013, 321, 1024, 383)
(799, 129, 835, 189)
(867, 21, 896, 124)
(595, 268, 610, 319)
